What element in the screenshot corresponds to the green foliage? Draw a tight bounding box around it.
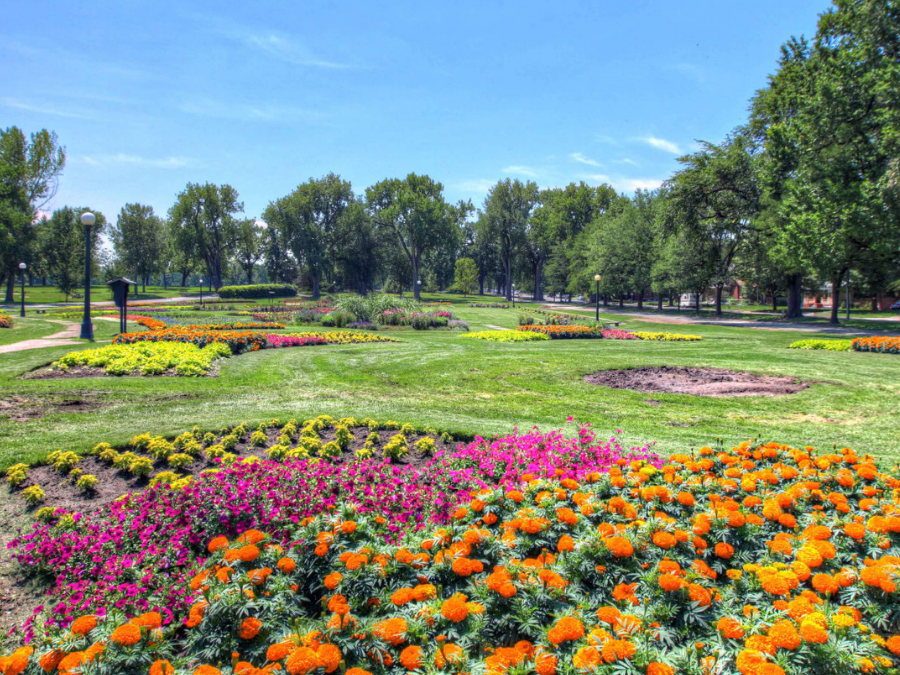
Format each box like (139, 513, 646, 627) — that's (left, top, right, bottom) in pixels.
(217, 283, 297, 299)
(452, 257, 479, 296)
(789, 339, 852, 351)
(5, 462, 28, 487)
(167, 453, 194, 470)
(382, 432, 409, 461)
(319, 440, 342, 458)
(21, 484, 45, 505)
(49, 450, 79, 473)
(334, 424, 353, 451)
(76, 473, 99, 492)
(414, 436, 436, 455)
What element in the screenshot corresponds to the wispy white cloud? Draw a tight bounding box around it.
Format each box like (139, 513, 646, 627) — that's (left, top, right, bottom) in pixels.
(579, 173, 611, 183)
(179, 98, 324, 123)
(502, 165, 540, 177)
(613, 158, 639, 166)
(666, 63, 705, 83)
(639, 136, 682, 154)
(595, 134, 618, 145)
(453, 179, 496, 194)
(612, 177, 665, 193)
(242, 33, 352, 69)
(570, 152, 602, 167)
(1, 97, 95, 119)
(81, 154, 198, 169)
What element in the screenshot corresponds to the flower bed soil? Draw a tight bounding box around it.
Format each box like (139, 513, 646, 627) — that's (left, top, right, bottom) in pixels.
(584, 366, 810, 396)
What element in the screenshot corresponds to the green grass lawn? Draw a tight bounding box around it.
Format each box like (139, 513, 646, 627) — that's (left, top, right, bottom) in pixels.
(0, 299, 898, 469)
(1, 284, 207, 306)
(0, 317, 66, 346)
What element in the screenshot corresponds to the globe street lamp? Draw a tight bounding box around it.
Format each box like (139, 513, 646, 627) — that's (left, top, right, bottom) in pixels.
(594, 275, 602, 321)
(79, 212, 95, 340)
(199, 279, 204, 306)
(416, 279, 422, 300)
(511, 283, 516, 309)
(18, 262, 26, 317)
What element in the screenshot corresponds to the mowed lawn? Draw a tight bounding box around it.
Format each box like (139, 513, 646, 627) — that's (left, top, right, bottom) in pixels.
(0, 301, 898, 469)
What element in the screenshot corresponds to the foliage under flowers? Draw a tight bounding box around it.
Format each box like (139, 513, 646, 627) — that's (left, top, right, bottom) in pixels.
(630, 331, 702, 342)
(0, 311, 14, 328)
(113, 328, 268, 353)
(217, 284, 298, 299)
(52, 342, 231, 376)
(286, 332, 401, 345)
(789, 339, 853, 351)
(852, 336, 900, 355)
(264, 335, 329, 349)
(6, 423, 651, 641)
(155, 318, 287, 330)
(518, 325, 604, 339)
(461, 330, 550, 342)
(10, 437, 900, 675)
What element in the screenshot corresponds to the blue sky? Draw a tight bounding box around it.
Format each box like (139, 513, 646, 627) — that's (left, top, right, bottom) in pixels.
(2, 0, 829, 223)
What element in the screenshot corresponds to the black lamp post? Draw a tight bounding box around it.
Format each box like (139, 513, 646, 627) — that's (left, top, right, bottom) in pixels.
(594, 275, 601, 321)
(79, 212, 95, 340)
(18, 262, 26, 317)
(199, 279, 203, 306)
(511, 283, 516, 308)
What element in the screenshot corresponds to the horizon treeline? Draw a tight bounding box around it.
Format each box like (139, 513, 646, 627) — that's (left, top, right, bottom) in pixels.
(2, 0, 899, 322)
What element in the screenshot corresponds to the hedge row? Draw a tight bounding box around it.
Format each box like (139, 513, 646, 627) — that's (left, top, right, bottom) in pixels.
(216, 284, 297, 299)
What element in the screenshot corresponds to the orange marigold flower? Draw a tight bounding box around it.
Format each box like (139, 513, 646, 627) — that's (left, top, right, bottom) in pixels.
(194, 666, 223, 675)
(38, 649, 64, 673)
(238, 617, 262, 640)
(811, 573, 839, 596)
(132, 611, 162, 629)
(277, 557, 297, 574)
(768, 620, 801, 650)
(267, 642, 295, 662)
(317, 644, 341, 673)
(400, 646, 423, 670)
(341, 521, 357, 534)
(150, 660, 175, 675)
(324, 572, 343, 590)
(286, 647, 321, 675)
(372, 617, 408, 646)
(647, 663, 674, 675)
(601, 639, 636, 663)
(547, 616, 584, 644)
(653, 531, 677, 549)
(572, 646, 602, 671)
(328, 594, 350, 615)
(71, 614, 97, 636)
(208, 536, 229, 553)
(237, 529, 266, 544)
(441, 595, 469, 623)
(886, 635, 900, 656)
(714, 542, 734, 559)
(110, 623, 142, 646)
(238, 544, 260, 562)
(605, 536, 634, 558)
(716, 617, 744, 639)
(597, 606, 621, 624)
(1, 646, 32, 675)
(658, 574, 684, 592)
(557, 535, 575, 553)
(534, 652, 557, 675)
(434, 644, 464, 668)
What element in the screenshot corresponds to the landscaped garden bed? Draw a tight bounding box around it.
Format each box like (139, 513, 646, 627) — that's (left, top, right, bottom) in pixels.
(2, 425, 899, 675)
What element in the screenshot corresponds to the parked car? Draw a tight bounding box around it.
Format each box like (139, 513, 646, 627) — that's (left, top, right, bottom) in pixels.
(892, 300, 900, 310)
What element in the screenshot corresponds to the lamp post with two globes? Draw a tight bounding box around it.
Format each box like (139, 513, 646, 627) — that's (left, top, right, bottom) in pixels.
(79, 212, 95, 340)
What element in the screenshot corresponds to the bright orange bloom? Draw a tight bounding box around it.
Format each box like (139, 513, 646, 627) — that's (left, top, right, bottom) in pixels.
(441, 595, 469, 622)
(400, 646, 423, 670)
(238, 617, 262, 640)
(110, 623, 142, 646)
(71, 615, 97, 636)
(286, 647, 321, 675)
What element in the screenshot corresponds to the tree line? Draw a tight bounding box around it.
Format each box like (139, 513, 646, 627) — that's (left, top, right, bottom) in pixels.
(2, 1, 898, 320)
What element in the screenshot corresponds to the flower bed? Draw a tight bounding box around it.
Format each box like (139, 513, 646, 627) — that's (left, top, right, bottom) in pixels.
(113, 328, 267, 353)
(265, 334, 329, 348)
(852, 336, 900, 354)
(469, 303, 509, 308)
(287, 332, 400, 345)
(631, 331, 702, 342)
(52, 342, 231, 376)
(217, 283, 298, 299)
(8, 437, 900, 675)
(601, 329, 639, 340)
(6, 422, 650, 638)
(518, 325, 604, 339)
(461, 330, 550, 342)
(0, 312, 13, 328)
(789, 339, 853, 351)
(166, 320, 287, 330)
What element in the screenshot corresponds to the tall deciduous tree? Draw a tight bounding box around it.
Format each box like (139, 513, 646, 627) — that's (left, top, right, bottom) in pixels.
(0, 126, 65, 301)
(169, 183, 242, 291)
(264, 174, 353, 299)
(661, 133, 761, 317)
(483, 179, 539, 301)
(453, 257, 478, 297)
(366, 173, 451, 300)
(110, 203, 166, 291)
(234, 219, 265, 284)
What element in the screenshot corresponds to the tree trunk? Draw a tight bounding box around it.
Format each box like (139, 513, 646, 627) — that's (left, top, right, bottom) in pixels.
(5, 271, 14, 303)
(657, 296, 663, 310)
(668, 294, 674, 307)
(637, 291, 644, 310)
(829, 271, 844, 325)
(247, 267, 253, 284)
(873, 293, 880, 311)
(163, 273, 168, 290)
(772, 290, 778, 313)
(504, 256, 512, 302)
(695, 293, 701, 312)
(602, 293, 608, 307)
(785, 274, 804, 319)
(715, 284, 724, 318)
(618, 296, 624, 308)
(533, 259, 544, 302)
(311, 274, 321, 300)
(181, 271, 188, 287)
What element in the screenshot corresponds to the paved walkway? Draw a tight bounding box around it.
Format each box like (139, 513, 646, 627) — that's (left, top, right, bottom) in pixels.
(0, 295, 209, 311)
(0, 321, 82, 354)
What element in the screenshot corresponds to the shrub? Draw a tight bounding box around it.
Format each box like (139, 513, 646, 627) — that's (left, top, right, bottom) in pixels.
(128, 456, 154, 477)
(167, 453, 194, 470)
(789, 339, 853, 351)
(217, 283, 297, 299)
(287, 331, 399, 344)
(631, 331, 702, 341)
(383, 433, 409, 461)
(518, 324, 604, 339)
(461, 330, 550, 342)
(337, 294, 421, 323)
(0, 312, 13, 328)
(6, 463, 28, 487)
(852, 336, 900, 354)
(76, 474, 99, 492)
(54, 341, 232, 376)
(49, 450, 80, 473)
(414, 436, 436, 455)
(21, 485, 45, 505)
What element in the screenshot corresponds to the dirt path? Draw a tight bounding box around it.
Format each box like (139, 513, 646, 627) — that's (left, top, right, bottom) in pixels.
(486, 324, 510, 331)
(0, 321, 81, 354)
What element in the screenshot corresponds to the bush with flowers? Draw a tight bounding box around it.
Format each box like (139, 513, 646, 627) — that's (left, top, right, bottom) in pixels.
(630, 331, 702, 342)
(461, 330, 550, 342)
(52, 342, 231, 376)
(517, 325, 605, 339)
(0, 311, 14, 328)
(9, 437, 900, 675)
(852, 336, 900, 355)
(113, 328, 268, 353)
(789, 339, 853, 351)
(286, 332, 400, 345)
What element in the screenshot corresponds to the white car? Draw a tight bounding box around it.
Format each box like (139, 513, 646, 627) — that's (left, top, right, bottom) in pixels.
(576, 295, 586, 302)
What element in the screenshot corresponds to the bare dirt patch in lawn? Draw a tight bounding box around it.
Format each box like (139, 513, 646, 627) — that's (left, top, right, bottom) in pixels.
(584, 366, 810, 397)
